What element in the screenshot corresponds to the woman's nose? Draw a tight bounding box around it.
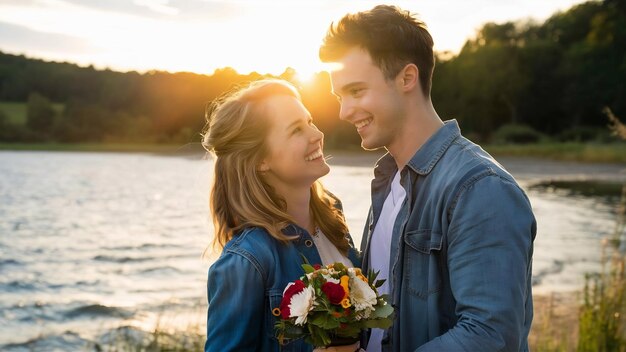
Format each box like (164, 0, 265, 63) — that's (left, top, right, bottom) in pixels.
(309, 124, 324, 142)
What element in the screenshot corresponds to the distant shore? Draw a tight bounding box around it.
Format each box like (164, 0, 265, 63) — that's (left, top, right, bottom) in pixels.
(1, 142, 626, 166)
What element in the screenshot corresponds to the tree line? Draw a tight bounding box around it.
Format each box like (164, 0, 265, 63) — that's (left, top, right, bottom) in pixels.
(0, 0, 624, 147)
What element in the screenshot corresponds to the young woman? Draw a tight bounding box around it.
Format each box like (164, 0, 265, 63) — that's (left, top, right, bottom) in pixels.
(203, 79, 360, 352)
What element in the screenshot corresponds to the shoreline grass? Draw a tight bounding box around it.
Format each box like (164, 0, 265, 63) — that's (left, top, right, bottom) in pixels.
(484, 142, 626, 163)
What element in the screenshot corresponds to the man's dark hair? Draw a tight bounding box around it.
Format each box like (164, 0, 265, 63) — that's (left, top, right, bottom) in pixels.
(319, 5, 435, 96)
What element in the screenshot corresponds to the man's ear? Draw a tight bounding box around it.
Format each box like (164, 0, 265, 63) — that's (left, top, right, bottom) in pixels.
(398, 63, 419, 92)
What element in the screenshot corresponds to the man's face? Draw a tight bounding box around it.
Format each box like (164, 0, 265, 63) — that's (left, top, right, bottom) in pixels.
(329, 47, 405, 151)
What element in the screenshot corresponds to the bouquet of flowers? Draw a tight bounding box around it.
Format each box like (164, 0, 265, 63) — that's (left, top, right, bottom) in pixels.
(274, 262, 394, 348)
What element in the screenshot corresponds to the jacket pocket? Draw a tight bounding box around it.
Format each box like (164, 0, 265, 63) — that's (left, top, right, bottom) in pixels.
(403, 229, 443, 299)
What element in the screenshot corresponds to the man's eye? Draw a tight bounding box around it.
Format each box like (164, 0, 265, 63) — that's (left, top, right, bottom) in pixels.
(292, 127, 301, 134)
(351, 88, 364, 96)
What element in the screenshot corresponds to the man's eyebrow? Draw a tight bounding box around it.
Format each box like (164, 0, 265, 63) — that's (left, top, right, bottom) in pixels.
(338, 82, 365, 94)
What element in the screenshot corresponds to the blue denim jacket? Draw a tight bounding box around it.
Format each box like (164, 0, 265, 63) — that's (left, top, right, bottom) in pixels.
(205, 224, 361, 352)
(362, 120, 536, 351)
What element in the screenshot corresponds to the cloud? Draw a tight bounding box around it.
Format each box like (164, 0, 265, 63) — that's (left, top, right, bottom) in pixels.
(0, 21, 95, 56)
(56, 0, 242, 21)
(133, 0, 179, 16)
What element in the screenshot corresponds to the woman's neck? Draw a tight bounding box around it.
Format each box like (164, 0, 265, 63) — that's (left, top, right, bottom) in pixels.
(277, 184, 314, 234)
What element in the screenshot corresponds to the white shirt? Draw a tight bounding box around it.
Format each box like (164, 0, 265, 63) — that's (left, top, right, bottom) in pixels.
(311, 228, 354, 268)
(367, 171, 406, 352)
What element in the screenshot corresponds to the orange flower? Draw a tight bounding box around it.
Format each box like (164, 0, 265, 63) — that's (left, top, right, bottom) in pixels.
(341, 298, 351, 308)
(340, 275, 350, 300)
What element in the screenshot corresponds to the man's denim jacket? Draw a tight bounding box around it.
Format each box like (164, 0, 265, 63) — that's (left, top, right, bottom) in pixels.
(362, 120, 536, 351)
(205, 224, 361, 352)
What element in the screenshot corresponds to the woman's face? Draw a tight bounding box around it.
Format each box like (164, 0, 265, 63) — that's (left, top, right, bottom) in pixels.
(259, 95, 330, 191)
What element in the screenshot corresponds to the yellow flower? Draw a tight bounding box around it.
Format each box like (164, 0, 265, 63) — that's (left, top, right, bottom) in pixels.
(341, 298, 351, 308)
(340, 275, 350, 299)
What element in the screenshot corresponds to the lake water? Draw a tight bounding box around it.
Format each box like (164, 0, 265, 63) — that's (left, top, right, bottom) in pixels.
(0, 151, 624, 350)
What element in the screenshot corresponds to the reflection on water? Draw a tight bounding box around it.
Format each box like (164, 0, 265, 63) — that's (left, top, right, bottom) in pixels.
(530, 180, 624, 199)
(0, 151, 624, 350)
(525, 179, 624, 295)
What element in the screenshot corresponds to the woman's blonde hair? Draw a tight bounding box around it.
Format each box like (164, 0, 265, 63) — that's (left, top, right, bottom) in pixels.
(202, 79, 350, 254)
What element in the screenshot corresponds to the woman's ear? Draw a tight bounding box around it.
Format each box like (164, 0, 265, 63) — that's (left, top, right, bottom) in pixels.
(258, 161, 270, 172)
(398, 63, 419, 92)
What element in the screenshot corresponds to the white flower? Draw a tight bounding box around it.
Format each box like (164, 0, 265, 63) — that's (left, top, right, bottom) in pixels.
(348, 271, 377, 313)
(322, 273, 340, 284)
(289, 285, 316, 326)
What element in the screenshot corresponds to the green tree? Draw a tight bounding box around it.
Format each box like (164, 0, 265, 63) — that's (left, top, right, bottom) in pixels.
(26, 92, 56, 136)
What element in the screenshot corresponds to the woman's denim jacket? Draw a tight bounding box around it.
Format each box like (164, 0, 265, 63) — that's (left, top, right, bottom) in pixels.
(205, 224, 361, 352)
(362, 120, 536, 351)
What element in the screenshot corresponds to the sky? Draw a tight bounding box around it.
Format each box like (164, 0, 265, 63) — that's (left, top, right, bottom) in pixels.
(0, 0, 589, 78)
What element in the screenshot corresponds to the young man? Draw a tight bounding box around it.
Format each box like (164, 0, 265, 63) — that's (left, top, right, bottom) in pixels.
(319, 5, 536, 352)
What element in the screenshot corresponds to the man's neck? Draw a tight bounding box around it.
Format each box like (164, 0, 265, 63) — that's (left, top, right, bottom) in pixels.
(388, 101, 443, 170)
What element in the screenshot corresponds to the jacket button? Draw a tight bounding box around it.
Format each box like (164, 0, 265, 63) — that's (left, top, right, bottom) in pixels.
(305, 240, 313, 247)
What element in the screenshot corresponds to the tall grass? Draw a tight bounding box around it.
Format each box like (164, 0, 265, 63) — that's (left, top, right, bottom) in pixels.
(576, 184, 626, 351)
(93, 304, 206, 352)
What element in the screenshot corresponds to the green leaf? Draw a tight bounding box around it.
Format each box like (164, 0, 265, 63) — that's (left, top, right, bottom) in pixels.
(363, 317, 394, 329)
(299, 253, 311, 265)
(310, 313, 341, 330)
(335, 325, 361, 338)
(302, 264, 315, 274)
(371, 302, 394, 319)
(333, 262, 347, 272)
(308, 324, 331, 347)
(367, 269, 380, 283)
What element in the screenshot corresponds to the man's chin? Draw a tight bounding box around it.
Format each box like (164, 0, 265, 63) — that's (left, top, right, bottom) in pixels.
(360, 139, 384, 151)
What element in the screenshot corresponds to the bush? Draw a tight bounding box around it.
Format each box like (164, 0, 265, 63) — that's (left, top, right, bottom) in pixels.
(557, 126, 612, 143)
(490, 123, 546, 144)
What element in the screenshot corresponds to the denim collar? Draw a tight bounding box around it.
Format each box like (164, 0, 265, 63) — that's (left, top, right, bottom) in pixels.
(282, 223, 314, 245)
(374, 119, 461, 178)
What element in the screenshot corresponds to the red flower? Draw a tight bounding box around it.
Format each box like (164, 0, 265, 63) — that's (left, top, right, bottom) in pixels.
(280, 280, 305, 319)
(321, 281, 346, 305)
(313, 264, 322, 270)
